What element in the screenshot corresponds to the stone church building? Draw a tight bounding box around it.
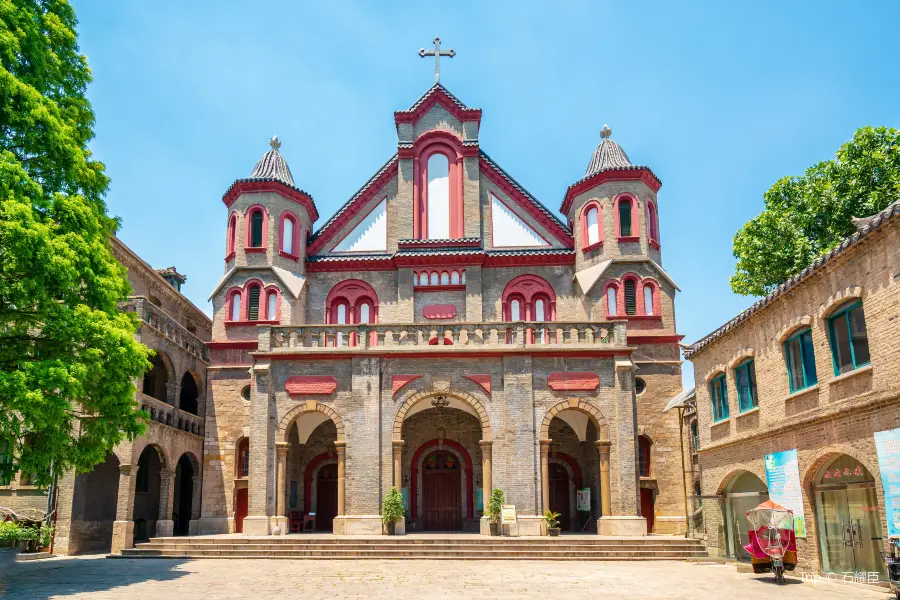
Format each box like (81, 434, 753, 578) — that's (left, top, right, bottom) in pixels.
(199, 82, 687, 538)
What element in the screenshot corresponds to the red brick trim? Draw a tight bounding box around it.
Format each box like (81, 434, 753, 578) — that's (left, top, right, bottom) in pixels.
(423, 304, 457, 320)
(206, 341, 258, 350)
(398, 238, 480, 250)
(547, 372, 600, 391)
(224, 180, 319, 222)
(562, 168, 661, 216)
(463, 375, 491, 397)
(391, 375, 423, 396)
(285, 376, 338, 395)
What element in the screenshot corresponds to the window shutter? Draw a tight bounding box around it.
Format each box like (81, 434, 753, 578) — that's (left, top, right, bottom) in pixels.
(248, 286, 260, 321)
(619, 200, 632, 236)
(624, 280, 636, 315)
(251, 211, 264, 247)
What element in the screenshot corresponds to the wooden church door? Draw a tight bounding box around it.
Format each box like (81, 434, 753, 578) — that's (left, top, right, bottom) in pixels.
(549, 463, 571, 531)
(422, 451, 462, 531)
(316, 463, 338, 532)
(234, 488, 248, 533)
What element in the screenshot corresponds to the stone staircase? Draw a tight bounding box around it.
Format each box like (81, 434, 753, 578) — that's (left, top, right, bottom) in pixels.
(114, 535, 709, 560)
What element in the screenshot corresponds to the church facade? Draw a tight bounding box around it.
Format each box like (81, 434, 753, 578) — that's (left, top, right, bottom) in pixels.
(198, 84, 687, 537)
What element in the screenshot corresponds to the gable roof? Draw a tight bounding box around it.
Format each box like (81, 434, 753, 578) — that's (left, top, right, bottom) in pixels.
(685, 199, 900, 358)
(394, 83, 482, 125)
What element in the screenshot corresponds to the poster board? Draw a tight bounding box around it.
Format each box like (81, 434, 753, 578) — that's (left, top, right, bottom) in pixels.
(764, 449, 807, 537)
(577, 488, 591, 512)
(875, 428, 900, 537)
(501, 504, 517, 524)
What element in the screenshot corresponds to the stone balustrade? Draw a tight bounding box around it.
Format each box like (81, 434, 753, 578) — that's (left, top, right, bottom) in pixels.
(140, 393, 204, 437)
(125, 297, 208, 362)
(264, 320, 627, 352)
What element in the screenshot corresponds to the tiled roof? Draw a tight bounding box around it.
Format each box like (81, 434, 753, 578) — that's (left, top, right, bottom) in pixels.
(486, 248, 575, 257)
(479, 150, 572, 235)
(308, 155, 398, 243)
(585, 125, 633, 176)
(394, 248, 485, 258)
(307, 254, 393, 263)
(396, 83, 473, 114)
(250, 136, 294, 186)
(685, 200, 900, 358)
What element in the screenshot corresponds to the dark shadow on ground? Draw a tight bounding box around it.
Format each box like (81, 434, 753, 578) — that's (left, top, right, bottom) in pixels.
(0, 551, 189, 599)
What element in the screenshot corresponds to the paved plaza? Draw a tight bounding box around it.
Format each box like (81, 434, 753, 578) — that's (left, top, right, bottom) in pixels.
(0, 555, 893, 600)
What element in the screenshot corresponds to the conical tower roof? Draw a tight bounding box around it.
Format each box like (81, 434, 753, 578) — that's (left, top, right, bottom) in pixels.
(585, 125, 632, 176)
(250, 136, 295, 186)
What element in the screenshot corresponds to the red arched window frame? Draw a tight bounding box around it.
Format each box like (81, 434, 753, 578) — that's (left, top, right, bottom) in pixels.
(226, 212, 238, 261)
(244, 205, 269, 252)
(278, 211, 301, 260)
(263, 285, 281, 322)
(614, 194, 640, 242)
(413, 132, 464, 240)
(501, 275, 557, 344)
(640, 279, 661, 316)
(580, 200, 603, 251)
(603, 281, 621, 318)
(242, 279, 264, 321)
(236, 438, 250, 479)
(646, 199, 660, 249)
(225, 287, 243, 323)
(325, 279, 380, 346)
(621, 273, 640, 317)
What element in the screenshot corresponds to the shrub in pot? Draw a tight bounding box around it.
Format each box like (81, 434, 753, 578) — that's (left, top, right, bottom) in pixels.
(543, 510, 561, 536)
(486, 489, 504, 536)
(382, 486, 405, 535)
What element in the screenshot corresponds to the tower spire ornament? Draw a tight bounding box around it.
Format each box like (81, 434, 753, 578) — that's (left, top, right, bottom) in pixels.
(600, 124, 612, 139)
(269, 135, 281, 150)
(418, 37, 455, 83)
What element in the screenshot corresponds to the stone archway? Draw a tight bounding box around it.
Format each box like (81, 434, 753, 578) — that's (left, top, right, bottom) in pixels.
(393, 388, 492, 443)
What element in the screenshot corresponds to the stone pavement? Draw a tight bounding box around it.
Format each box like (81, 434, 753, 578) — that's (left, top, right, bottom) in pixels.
(0, 555, 892, 600)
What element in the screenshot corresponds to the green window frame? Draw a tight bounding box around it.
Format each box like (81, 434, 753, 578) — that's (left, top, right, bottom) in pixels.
(250, 210, 264, 247)
(690, 421, 699, 451)
(623, 279, 637, 315)
(709, 373, 729, 422)
(785, 328, 818, 392)
(735, 359, 757, 412)
(618, 199, 632, 237)
(827, 300, 870, 376)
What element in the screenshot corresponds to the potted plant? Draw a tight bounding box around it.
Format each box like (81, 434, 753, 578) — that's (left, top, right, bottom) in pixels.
(543, 510, 561, 536)
(382, 486, 405, 535)
(38, 522, 54, 553)
(486, 489, 504, 536)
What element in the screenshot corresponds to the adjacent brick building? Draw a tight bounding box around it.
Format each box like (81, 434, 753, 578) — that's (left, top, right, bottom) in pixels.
(685, 201, 900, 579)
(199, 85, 687, 539)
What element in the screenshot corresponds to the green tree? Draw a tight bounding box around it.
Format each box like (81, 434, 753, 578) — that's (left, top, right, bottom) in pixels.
(731, 126, 900, 296)
(0, 0, 148, 485)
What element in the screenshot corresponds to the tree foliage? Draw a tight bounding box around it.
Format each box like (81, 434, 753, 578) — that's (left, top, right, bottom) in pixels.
(0, 0, 148, 485)
(731, 126, 900, 296)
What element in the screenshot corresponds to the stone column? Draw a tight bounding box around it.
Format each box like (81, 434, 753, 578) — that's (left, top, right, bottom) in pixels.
(596, 440, 612, 518)
(479, 440, 492, 503)
(335, 441, 346, 516)
(156, 469, 176, 537)
(539, 439, 551, 514)
(244, 361, 273, 535)
(111, 464, 137, 554)
(392, 440, 404, 489)
(274, 442, 290, 534)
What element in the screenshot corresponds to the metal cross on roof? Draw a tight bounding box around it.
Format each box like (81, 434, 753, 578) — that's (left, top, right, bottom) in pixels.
(419, 37, 455, 83)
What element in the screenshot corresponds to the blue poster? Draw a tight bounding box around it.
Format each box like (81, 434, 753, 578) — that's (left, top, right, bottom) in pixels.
(875, 428, 900, 537)
(764, 449, 807, 537)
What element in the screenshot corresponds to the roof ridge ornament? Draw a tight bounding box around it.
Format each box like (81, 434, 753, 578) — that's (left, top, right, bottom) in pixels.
(600, 124, 612, 139)
(269, 135, 281, 150)
(418, 37, 455, 83)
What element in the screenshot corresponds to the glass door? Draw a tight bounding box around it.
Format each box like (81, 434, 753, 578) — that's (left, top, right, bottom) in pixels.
(816, 488, 855, 575)
(846, 486, 887, 579)
(817, 486, 887, 580)
(727, 491, 769, 562)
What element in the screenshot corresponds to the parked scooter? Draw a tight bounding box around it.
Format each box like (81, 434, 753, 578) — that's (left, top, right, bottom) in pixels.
(885, 535, 900, 600)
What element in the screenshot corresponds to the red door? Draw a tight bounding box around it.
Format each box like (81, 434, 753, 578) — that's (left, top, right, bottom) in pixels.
(422, 451, 462, 531)
(640, 488, 655, 533)
(549, 463, 571, 531)
(315, 464, 338, 532)
(235, 488, 248, 533)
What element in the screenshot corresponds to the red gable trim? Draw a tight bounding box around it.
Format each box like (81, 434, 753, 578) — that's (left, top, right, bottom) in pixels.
(479, 156, 573, 247)
(547, 372, 600, 391)
(394, 88, 482, 126)
(463, 374, 492, 397)
(285, 376, 338, 395)
(223, 180, 319, 222)
(391, 374, 422, 395)
(307, 159, 399, 255)
(561, 168, 662, 217)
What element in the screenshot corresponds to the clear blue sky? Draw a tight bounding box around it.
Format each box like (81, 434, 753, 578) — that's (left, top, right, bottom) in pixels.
(71, 1, 900, 390)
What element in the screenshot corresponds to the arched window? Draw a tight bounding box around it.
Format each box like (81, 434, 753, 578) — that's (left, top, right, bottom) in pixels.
(624, 279, 637, 315)
(237, 439, 249, 479)
(643, 284, 654, 315)
(335, 303, 347, 325)
(510, 299, 521, 321)
(440, 271, 449, 285)
(266, 291, 278, 321)
(618, 198, 633, 237)
(247, 284, 261, 321)
(534, 298, 547, 343)
(583, 203, 602, 248)
(325, 280, 380, 346)
(226, 213, 237, 258)
(281, 214, 295, 256)
(450, 271, 460, 285)
(418, 272, 428, 286)
(646, 200, 659, 243)
(461, 271, 466, 284)
(430, 272, 439, 286)
(249, 210, 264, 247)
(229, 291, 242, 321)
(358, 302, 371, 324)
(606, 286, 618, 317)
(427, 153, 451, 239)
(638, 436, 651, 477)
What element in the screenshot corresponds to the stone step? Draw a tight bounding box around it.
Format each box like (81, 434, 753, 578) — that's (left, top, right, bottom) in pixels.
(119, 548, 707, 559)
(134, 543, 703, 552)
(145, 537, 705, 547)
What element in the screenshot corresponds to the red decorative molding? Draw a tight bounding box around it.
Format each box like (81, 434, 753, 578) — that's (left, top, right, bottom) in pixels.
(394, 87, 482, 126)
(463, 375, 492, 396)
(391, 374, 422, 395)
(285, 376, 338, 395)
(263, 349, 633, 361)
(393, 252, 485, 268)
(547, 372, 600, 391)
(626, 333, 685, 345)
(415, 284, 467, 292)
(223, 180, 318, 222)
(398, 238, 481, 250)
(561, 168, 662, 217)
(483, 252, 573, 267)
(423, 304, 457, 320)
(206, 341, 259, 350)
(479, 156, 573, 247)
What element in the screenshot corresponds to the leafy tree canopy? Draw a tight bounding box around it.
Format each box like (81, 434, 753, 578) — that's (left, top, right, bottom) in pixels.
(731, 126, 900, 296)
(0, 0, 148, 486)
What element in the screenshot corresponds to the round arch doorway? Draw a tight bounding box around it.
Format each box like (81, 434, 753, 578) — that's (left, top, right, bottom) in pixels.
(813, 454, 886, 580)
(422, 450, 462, 531)
(722, 471, 768, 562)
